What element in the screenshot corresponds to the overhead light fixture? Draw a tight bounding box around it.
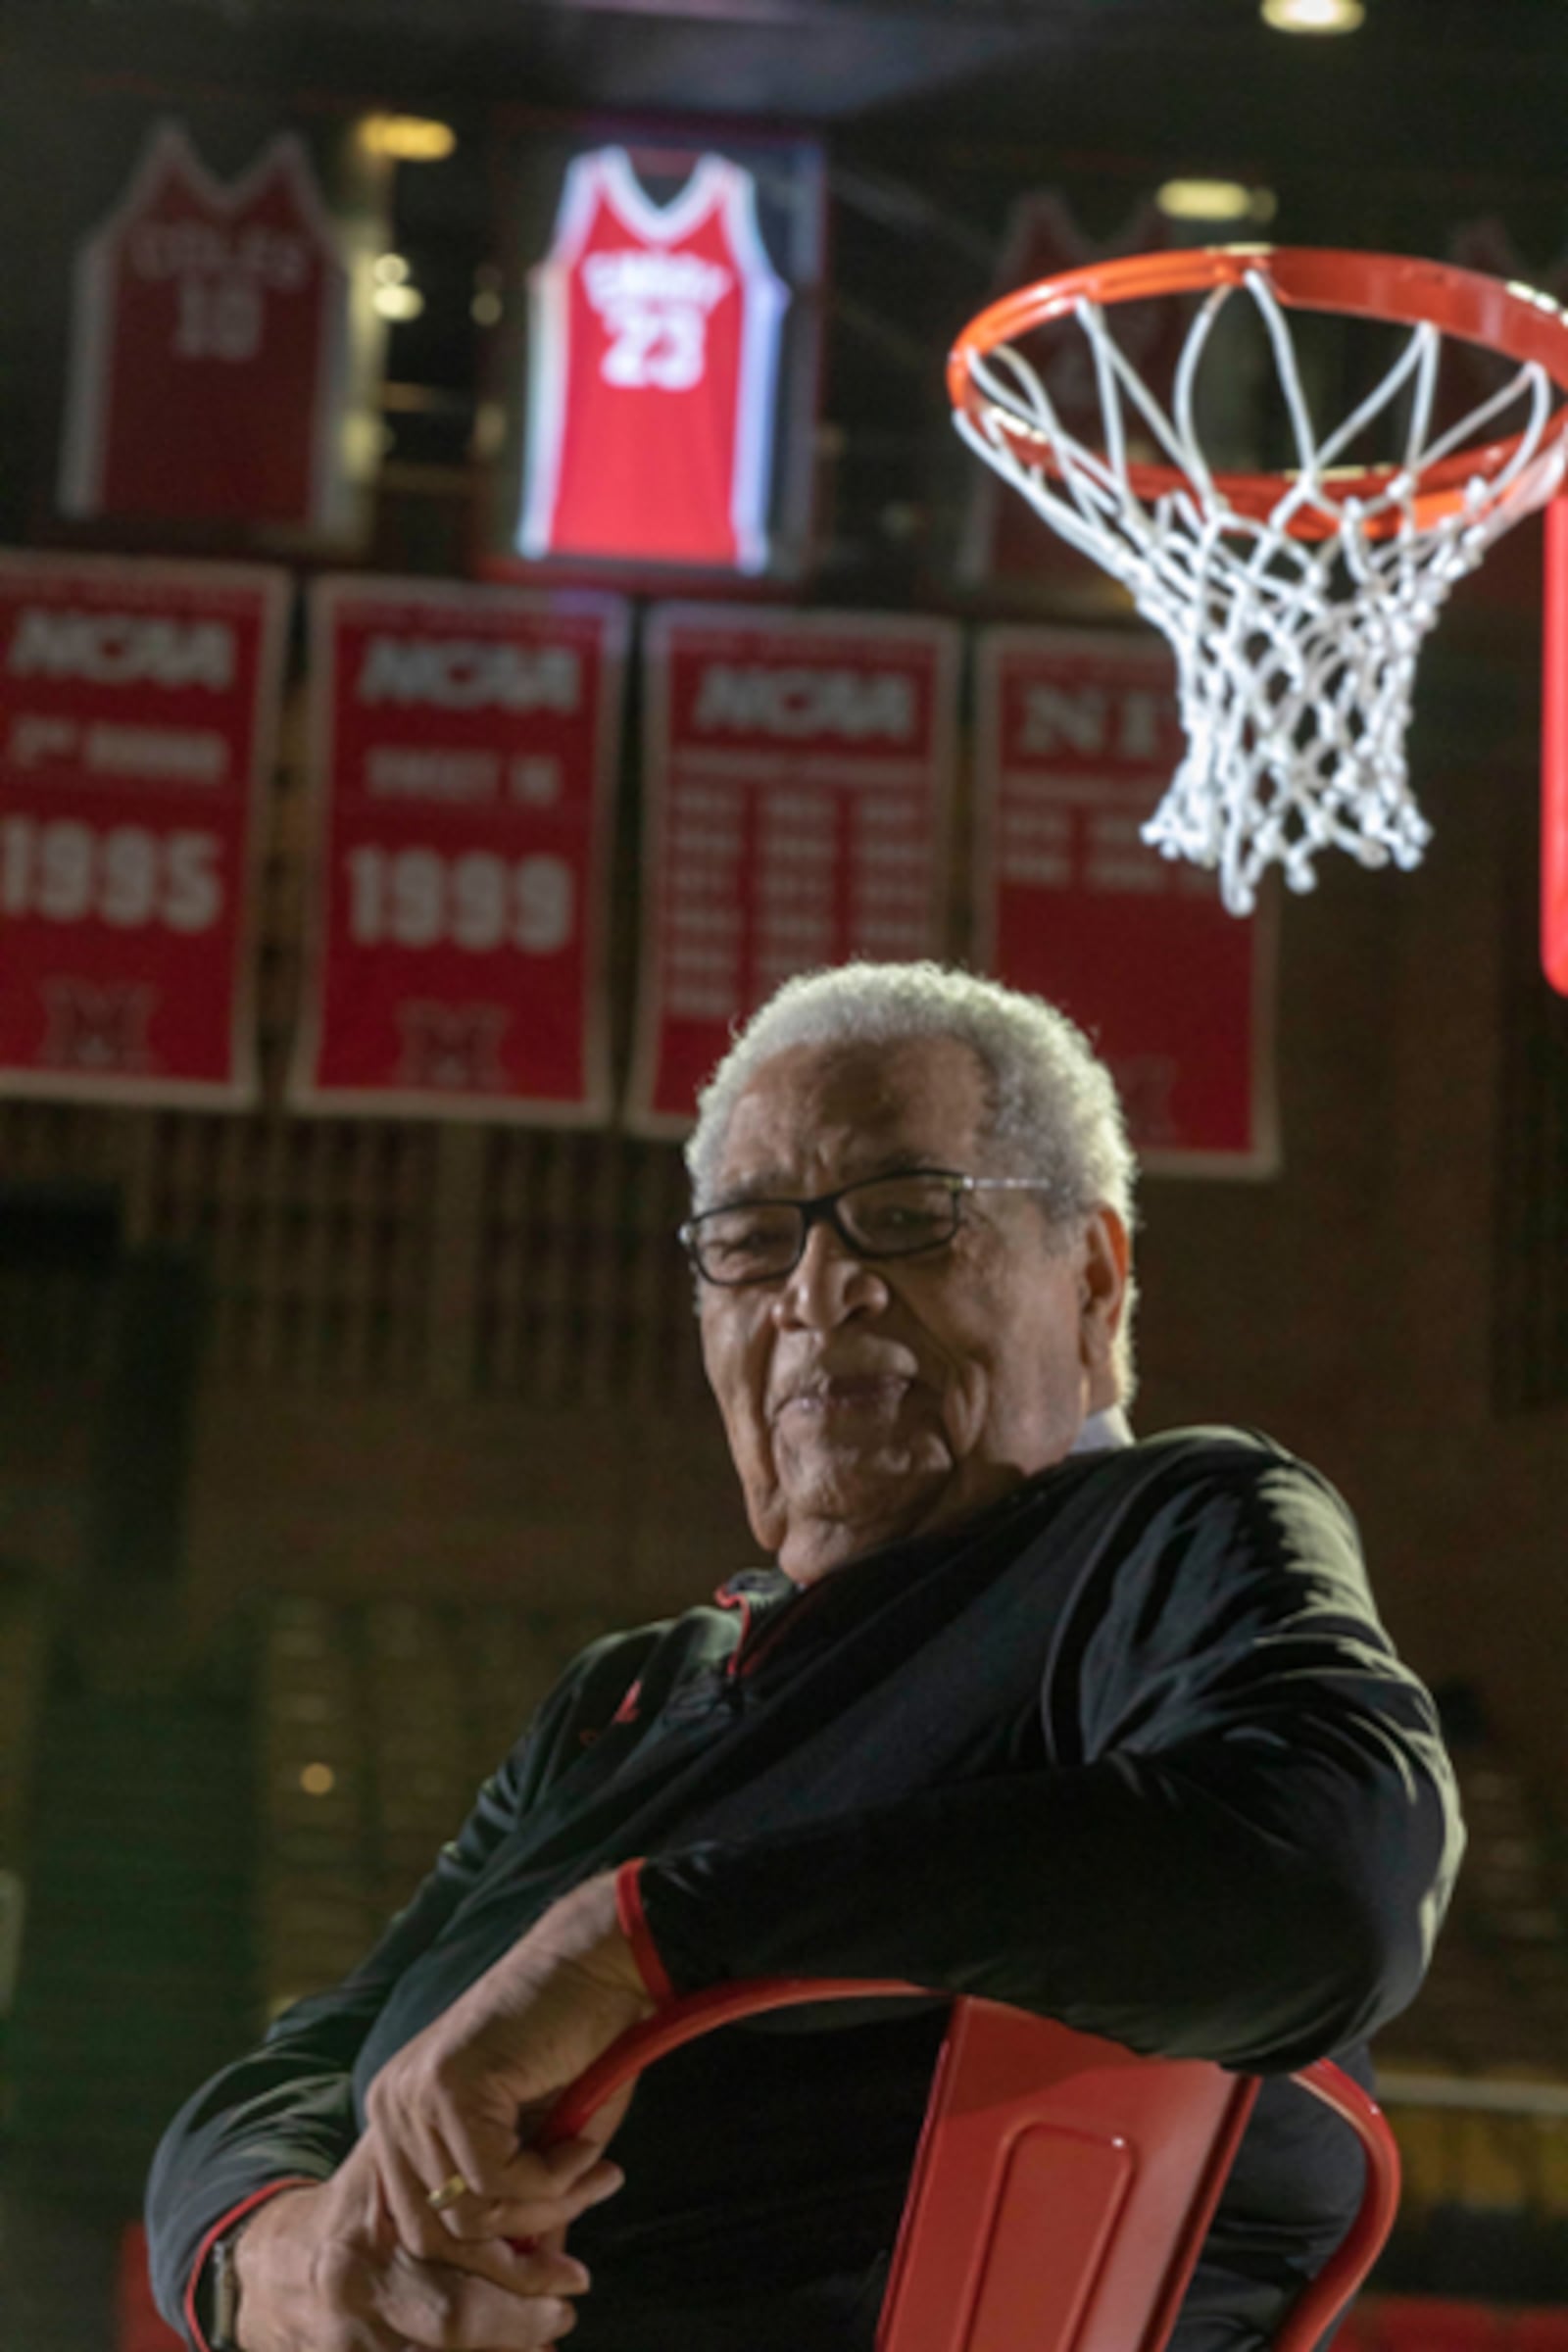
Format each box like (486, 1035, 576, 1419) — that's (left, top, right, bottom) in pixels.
(372, 281, 426, 322)
(361, 114, 458, 163)
(1260, 0, 1366, 30)
(1157, 179, 1278, 225)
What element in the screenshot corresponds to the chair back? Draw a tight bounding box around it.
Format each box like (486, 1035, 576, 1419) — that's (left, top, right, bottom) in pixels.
(879, 1995, 1256, 2352)
(541, 1977, 1400, 2352)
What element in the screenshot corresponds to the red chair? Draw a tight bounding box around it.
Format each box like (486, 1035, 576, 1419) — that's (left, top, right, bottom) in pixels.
(1331, 2302, 1382, 2352)
(544, 1979, 1401, 2352)
(1507, 2313, 1568, 2352)
(1374, 2297, 1506, 2352)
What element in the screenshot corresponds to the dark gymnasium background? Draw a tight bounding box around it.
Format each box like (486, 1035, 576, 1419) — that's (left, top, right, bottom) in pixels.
(1, 3, 1567, 2346)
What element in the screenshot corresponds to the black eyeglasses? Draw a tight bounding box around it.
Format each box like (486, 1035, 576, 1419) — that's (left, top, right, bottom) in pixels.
(678, 1167, 1060, 1288)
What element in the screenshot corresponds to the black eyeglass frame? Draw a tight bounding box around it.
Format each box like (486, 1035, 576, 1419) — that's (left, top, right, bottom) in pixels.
(678, 1167, 1063, 1288)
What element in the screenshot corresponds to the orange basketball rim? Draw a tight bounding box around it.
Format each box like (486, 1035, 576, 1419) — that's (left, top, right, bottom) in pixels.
(948, 242, 1568, 988)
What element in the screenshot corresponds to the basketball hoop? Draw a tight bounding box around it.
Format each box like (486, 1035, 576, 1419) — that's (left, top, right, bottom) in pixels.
(950, 246, 1568, 917)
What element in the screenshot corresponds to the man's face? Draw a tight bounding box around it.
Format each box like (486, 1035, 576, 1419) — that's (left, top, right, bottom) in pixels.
(697, 1035, 1130, 1585)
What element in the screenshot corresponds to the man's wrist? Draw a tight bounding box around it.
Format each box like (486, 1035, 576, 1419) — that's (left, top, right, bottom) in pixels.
(204, 2221, 249, 2352)
(613, 1859, 676, 2003)
(537, 1872, 660, 2011)
(185, 2181, 316, 2352)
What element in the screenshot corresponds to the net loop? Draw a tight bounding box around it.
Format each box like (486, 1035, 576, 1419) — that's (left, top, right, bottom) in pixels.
(956, 264, 1568, 912)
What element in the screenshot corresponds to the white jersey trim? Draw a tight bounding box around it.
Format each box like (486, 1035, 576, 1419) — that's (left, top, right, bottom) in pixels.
(519, 149, 607, 561)
(720, 164, 788, 575)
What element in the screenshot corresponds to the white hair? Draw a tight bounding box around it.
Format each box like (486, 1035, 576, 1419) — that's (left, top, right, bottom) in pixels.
(685, 960, 1139, 1396)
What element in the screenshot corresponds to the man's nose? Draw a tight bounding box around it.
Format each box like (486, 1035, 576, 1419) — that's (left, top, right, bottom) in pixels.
(771, 1218, 887, 1327)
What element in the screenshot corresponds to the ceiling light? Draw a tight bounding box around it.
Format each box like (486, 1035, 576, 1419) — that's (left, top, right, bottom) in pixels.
(1260, 0, 1366, 30)
(361, 114, 458, 163)
(372, 282, 426, 322)
(1157, 179, 1278, 225)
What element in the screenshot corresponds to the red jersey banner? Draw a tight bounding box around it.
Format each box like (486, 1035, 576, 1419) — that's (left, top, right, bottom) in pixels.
(0, 552, 288, 1104)
(627, 605, 958, 1134)
(973, 627, 1277, 1172)
(520, 148, 787, 572)
(291, 579, 625, 1121)
(59, 121, 356, 531)
(487, 126, 823, 582)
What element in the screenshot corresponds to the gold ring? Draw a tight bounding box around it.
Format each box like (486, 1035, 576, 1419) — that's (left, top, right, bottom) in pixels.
(426, 2172, 472, 2213)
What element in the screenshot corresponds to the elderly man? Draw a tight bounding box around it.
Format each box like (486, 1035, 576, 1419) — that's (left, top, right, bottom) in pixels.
(148, 960, 1460, 2352)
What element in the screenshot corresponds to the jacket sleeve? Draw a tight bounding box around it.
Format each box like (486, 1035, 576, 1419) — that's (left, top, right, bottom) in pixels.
(143, 1629, 643, 2338)
(632, 1447, 1464, 2073)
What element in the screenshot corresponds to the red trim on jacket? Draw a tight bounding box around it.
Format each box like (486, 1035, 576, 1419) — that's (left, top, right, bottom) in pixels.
(614, 1858, 675, 2003)
(714, 1582, 755, 1676)
(182, 2178, 316, 2351)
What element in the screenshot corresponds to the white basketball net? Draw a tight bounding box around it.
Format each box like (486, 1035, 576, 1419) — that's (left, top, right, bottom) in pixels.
(957, 268, 1566, 912)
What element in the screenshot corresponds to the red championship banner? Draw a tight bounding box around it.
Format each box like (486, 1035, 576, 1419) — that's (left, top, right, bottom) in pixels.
(626, 604, 957, 1134)
(59, 120, 355, 531)
(0, 552, 287, 1104)
(290, 579, 624, 1121)
(974, 627, 1277, 1173)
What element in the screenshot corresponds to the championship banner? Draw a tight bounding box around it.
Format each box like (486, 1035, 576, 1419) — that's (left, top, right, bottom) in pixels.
(0, 551, 288, 1104)
(290, 579, 624, 1121)
(974, 627, 1277, 1172)
(59, 120, 363, 533)
(626, 604, 958, 1134)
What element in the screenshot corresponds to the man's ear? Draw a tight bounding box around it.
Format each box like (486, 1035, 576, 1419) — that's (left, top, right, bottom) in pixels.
(1078, 1206, 1131, 1400)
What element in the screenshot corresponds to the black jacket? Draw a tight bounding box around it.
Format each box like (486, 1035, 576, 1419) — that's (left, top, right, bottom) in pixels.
(147, 1429, 1462, 2349)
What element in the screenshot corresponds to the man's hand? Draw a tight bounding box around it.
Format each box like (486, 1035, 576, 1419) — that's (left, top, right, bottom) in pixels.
(226, 1878, 654, 2348)
(228, 2132, 602, 2351)
(363, 1874, 656, 2265)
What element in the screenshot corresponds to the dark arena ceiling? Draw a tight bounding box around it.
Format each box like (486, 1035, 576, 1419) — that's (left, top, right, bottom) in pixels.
(3, 0, 1566, 182)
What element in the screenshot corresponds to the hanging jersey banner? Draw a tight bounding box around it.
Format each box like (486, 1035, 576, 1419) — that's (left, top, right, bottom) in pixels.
(486, 125, 823, 583)
(59, 120, 356, 531)
(0, 551, 288, 1104)
(519, 146, 788, 573)
(626, 604, 958, 1134)
(973, 627, 1277, 1173)
(291, 579, 624, 1121)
